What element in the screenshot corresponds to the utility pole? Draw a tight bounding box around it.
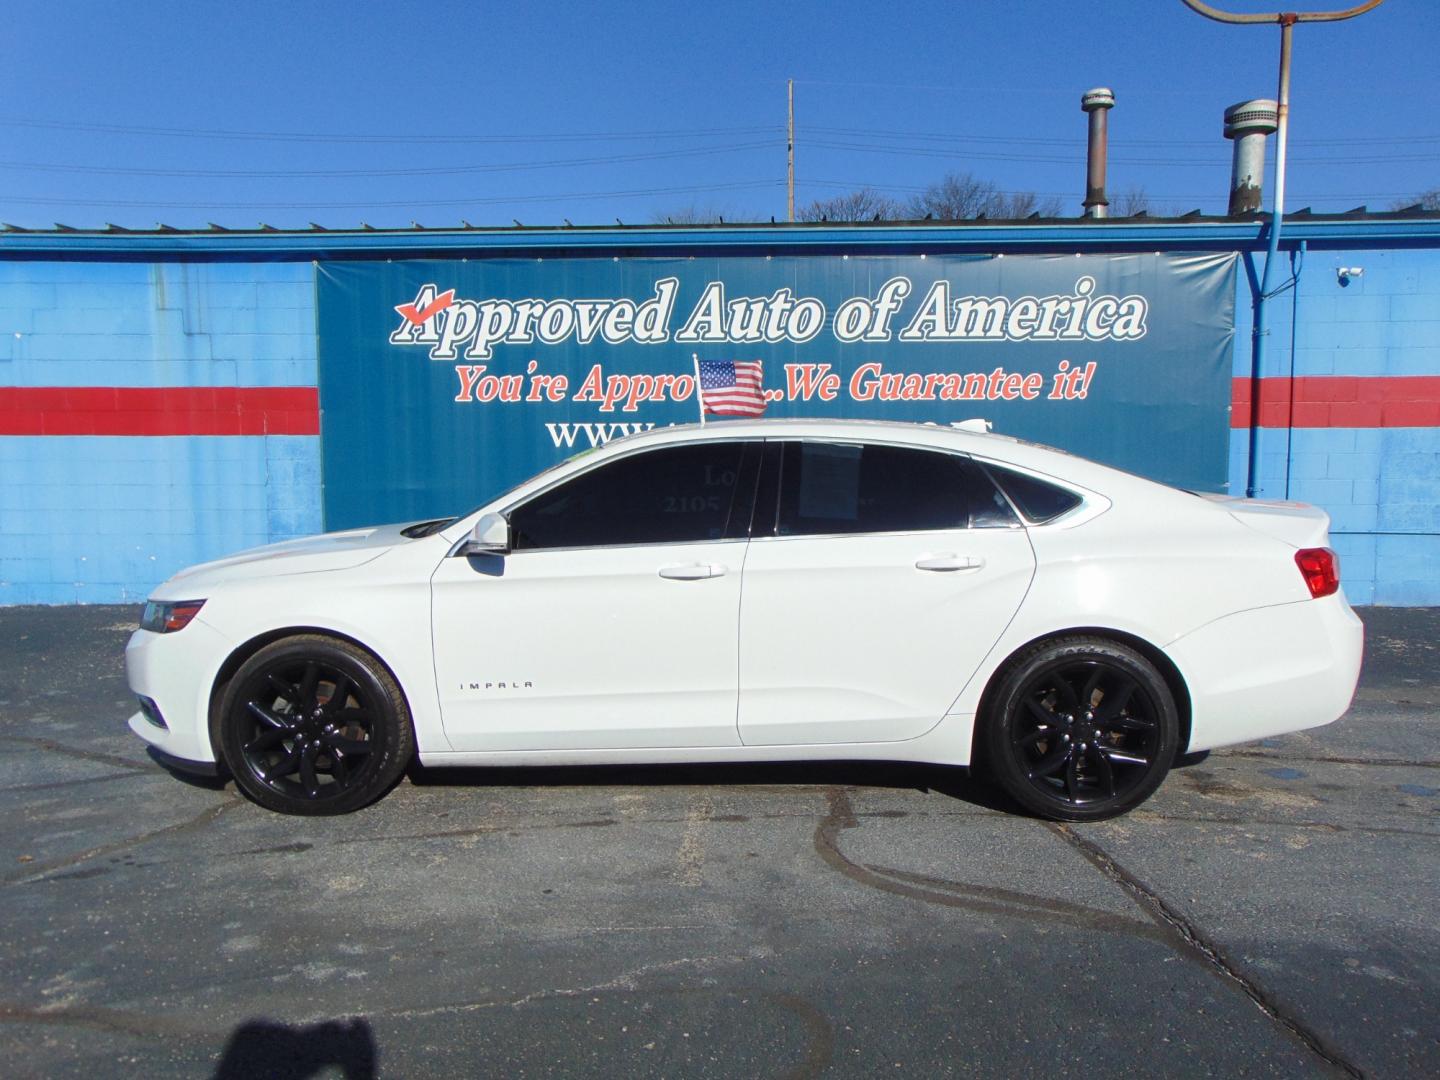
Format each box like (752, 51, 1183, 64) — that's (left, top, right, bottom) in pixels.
(787, 79, 795, 222)
(1179, 0, 1387, 497)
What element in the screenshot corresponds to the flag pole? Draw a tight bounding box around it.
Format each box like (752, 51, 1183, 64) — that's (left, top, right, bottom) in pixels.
(692, 353, 706, 425)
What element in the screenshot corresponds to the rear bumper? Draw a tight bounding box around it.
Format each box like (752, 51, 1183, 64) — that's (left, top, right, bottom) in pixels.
(1166, 593, 1364, 754)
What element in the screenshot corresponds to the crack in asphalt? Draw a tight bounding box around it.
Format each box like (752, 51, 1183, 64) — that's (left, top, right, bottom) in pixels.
(1217, 750, 1440, 769)
(0, 734, 152, 773)
(765, 992, 835, 1080)
(812, 787, 1164, 940)
(390, 952, 772, 1018)
(378, 969, 833, 1080)
(0, 1001, 206, 1040)
(1129, 809, 1440, 839)
(813, 784, 1369, 1077)
(219, 803, 982, 861)
(5, 799, 241, 886)
(1048, 822, 1366, 1080)
(0, 986, 836, 1079)
(0, 769, 152, 795)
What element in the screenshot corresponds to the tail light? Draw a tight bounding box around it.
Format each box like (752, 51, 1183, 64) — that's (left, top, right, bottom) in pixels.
(1294, 548, 1339, 599)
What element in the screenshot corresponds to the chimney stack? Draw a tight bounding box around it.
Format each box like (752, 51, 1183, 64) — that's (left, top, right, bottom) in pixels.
(1223, 100, 1278, 216)
(1081, 88, 1115, 219)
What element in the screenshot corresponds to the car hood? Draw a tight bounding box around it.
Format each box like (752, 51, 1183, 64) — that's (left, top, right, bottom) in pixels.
(157, 523, 420, 592)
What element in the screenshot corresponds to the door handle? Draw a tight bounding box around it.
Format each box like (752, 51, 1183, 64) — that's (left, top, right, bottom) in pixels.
(658, 563, 726, 580)
(915, 554, 985, 573)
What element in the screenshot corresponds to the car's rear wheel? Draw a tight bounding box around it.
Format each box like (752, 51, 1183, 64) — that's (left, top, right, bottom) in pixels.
(982, 637, 1178, 821)
(218, 635, 413, 815)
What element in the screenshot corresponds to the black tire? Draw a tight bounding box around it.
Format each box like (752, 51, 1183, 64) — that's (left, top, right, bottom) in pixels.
(981, 637, 1179, 822)
(218, 634, 413, 816)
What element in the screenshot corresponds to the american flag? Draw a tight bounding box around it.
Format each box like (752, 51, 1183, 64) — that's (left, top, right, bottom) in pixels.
(697, 359, 766, 417)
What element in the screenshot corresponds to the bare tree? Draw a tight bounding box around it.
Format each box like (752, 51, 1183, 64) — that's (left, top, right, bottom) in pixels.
(649, 204, 744, 225)
(905, 172, 1000, 220)
(1111, 187, 1153, 217)
(904, 172, 1063, 220)
(797, 188, 901, 222)
(993, 190, 1065, 218)
(1390, 188, 1440, 211)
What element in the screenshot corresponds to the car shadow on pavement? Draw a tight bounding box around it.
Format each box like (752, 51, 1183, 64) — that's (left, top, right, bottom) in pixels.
(401, 750, 1213, 818)
(404, 757, 1027, 814)
(140, 746, 1216, 820)
(213, 1016, 377, 1080)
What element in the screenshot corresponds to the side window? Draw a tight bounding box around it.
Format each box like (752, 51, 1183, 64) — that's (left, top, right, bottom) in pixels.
(774, 442, 1018, 537)
(984, 465, 1083, 523)
(510, 442, 749, 550)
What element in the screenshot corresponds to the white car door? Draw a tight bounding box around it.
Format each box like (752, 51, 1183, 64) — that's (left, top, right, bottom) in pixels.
(431, 440, 760, 752)
(738, 439, 1036, 746)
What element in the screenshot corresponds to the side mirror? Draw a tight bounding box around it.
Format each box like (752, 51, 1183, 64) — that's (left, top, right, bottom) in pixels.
(464, 512, 511, 555)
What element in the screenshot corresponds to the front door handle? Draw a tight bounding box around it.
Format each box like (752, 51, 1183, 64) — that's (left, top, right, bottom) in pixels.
(915, 554, 985, 573)
(658, 563, 726, 581)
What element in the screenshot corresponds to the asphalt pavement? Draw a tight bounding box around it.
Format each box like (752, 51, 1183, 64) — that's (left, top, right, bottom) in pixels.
(0, 604, 1436, 1078)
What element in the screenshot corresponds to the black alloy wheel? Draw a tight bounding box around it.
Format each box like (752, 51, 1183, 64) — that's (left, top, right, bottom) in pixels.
(983, 637, 1179, 821)
(220, 635, 413, 815)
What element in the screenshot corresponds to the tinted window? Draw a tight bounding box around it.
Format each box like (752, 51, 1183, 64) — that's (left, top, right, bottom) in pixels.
(985, 465, 1083, 523)
(774, 442, 1017, 537)
(510, 443, 748, 550)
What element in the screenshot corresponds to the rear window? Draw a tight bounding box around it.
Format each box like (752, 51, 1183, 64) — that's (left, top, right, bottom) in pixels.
(985, 465, 1083, 523)
(775, 442, 1018, 536)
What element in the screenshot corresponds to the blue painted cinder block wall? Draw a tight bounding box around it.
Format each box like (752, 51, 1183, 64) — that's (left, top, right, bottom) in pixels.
(0, 261, 321, 604)
(1229, 246, 1440, 605)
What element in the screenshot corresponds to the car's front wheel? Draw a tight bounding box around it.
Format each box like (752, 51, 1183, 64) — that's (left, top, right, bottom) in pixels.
(218, 635, 413, 815)
(982, 637, 1179, 821)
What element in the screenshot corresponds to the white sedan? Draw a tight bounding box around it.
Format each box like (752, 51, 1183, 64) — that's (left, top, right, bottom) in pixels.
(126, 419, 1363, 821)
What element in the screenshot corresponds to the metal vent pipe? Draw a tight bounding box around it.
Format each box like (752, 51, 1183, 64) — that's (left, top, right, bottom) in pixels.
(1223, 99, 1278, 215)
(1081, 87, 1115, 218)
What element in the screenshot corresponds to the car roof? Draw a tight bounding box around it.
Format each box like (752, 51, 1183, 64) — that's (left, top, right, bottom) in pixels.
(610, 417, 1062, 465)
(605, 418, 1188, 502)
(615, 416, 1007, 446)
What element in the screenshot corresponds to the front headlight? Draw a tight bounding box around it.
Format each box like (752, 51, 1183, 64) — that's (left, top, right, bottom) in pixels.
(140, 599, 206, 633)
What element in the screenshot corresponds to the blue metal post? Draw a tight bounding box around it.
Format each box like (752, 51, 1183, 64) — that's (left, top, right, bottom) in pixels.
(1246, 16, 1296, 497)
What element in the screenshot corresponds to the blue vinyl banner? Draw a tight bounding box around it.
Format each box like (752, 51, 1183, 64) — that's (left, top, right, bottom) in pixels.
(316, 252, 1236, 529)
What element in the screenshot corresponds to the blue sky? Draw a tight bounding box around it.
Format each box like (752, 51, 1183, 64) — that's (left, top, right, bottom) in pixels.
(2, 0, 1435, 229)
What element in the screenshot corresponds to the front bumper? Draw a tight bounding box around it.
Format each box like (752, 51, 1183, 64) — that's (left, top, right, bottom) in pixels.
(1166, 593, 1364, 754)
(124, 617, 230, 765)
(134, 735, 223, 777)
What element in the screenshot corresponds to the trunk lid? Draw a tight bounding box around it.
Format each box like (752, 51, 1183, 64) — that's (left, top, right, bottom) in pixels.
(1200, 494, 1332, 549)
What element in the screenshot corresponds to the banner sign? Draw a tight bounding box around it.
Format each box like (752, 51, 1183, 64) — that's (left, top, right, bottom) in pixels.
(317, 252, 1236, 529)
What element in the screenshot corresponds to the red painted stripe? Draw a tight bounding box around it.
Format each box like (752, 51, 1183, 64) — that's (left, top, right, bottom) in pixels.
(0, 386, 319, 436)
(1231, 375, 1440, 428)
(3, 379, 1434, 435)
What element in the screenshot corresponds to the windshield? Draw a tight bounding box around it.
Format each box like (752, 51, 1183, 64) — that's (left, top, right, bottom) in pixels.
(454, 447, 600, 522)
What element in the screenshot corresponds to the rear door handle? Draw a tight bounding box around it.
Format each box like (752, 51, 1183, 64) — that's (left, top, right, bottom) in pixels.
(658, 563, 726, 580)
(915, 554, 985, 573)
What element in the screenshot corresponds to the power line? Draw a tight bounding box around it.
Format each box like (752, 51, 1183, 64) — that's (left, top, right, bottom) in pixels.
(0, 180, 783, 211)
(0, 115, 783, 145)
(0, 141, 777, 179)
(808, 124, 1440, 149)
(0, 137, 1425, 183)
(4, 114, 1430, 152)
(802, 178, 1421, 203)
(804, 139, 1440, 167)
